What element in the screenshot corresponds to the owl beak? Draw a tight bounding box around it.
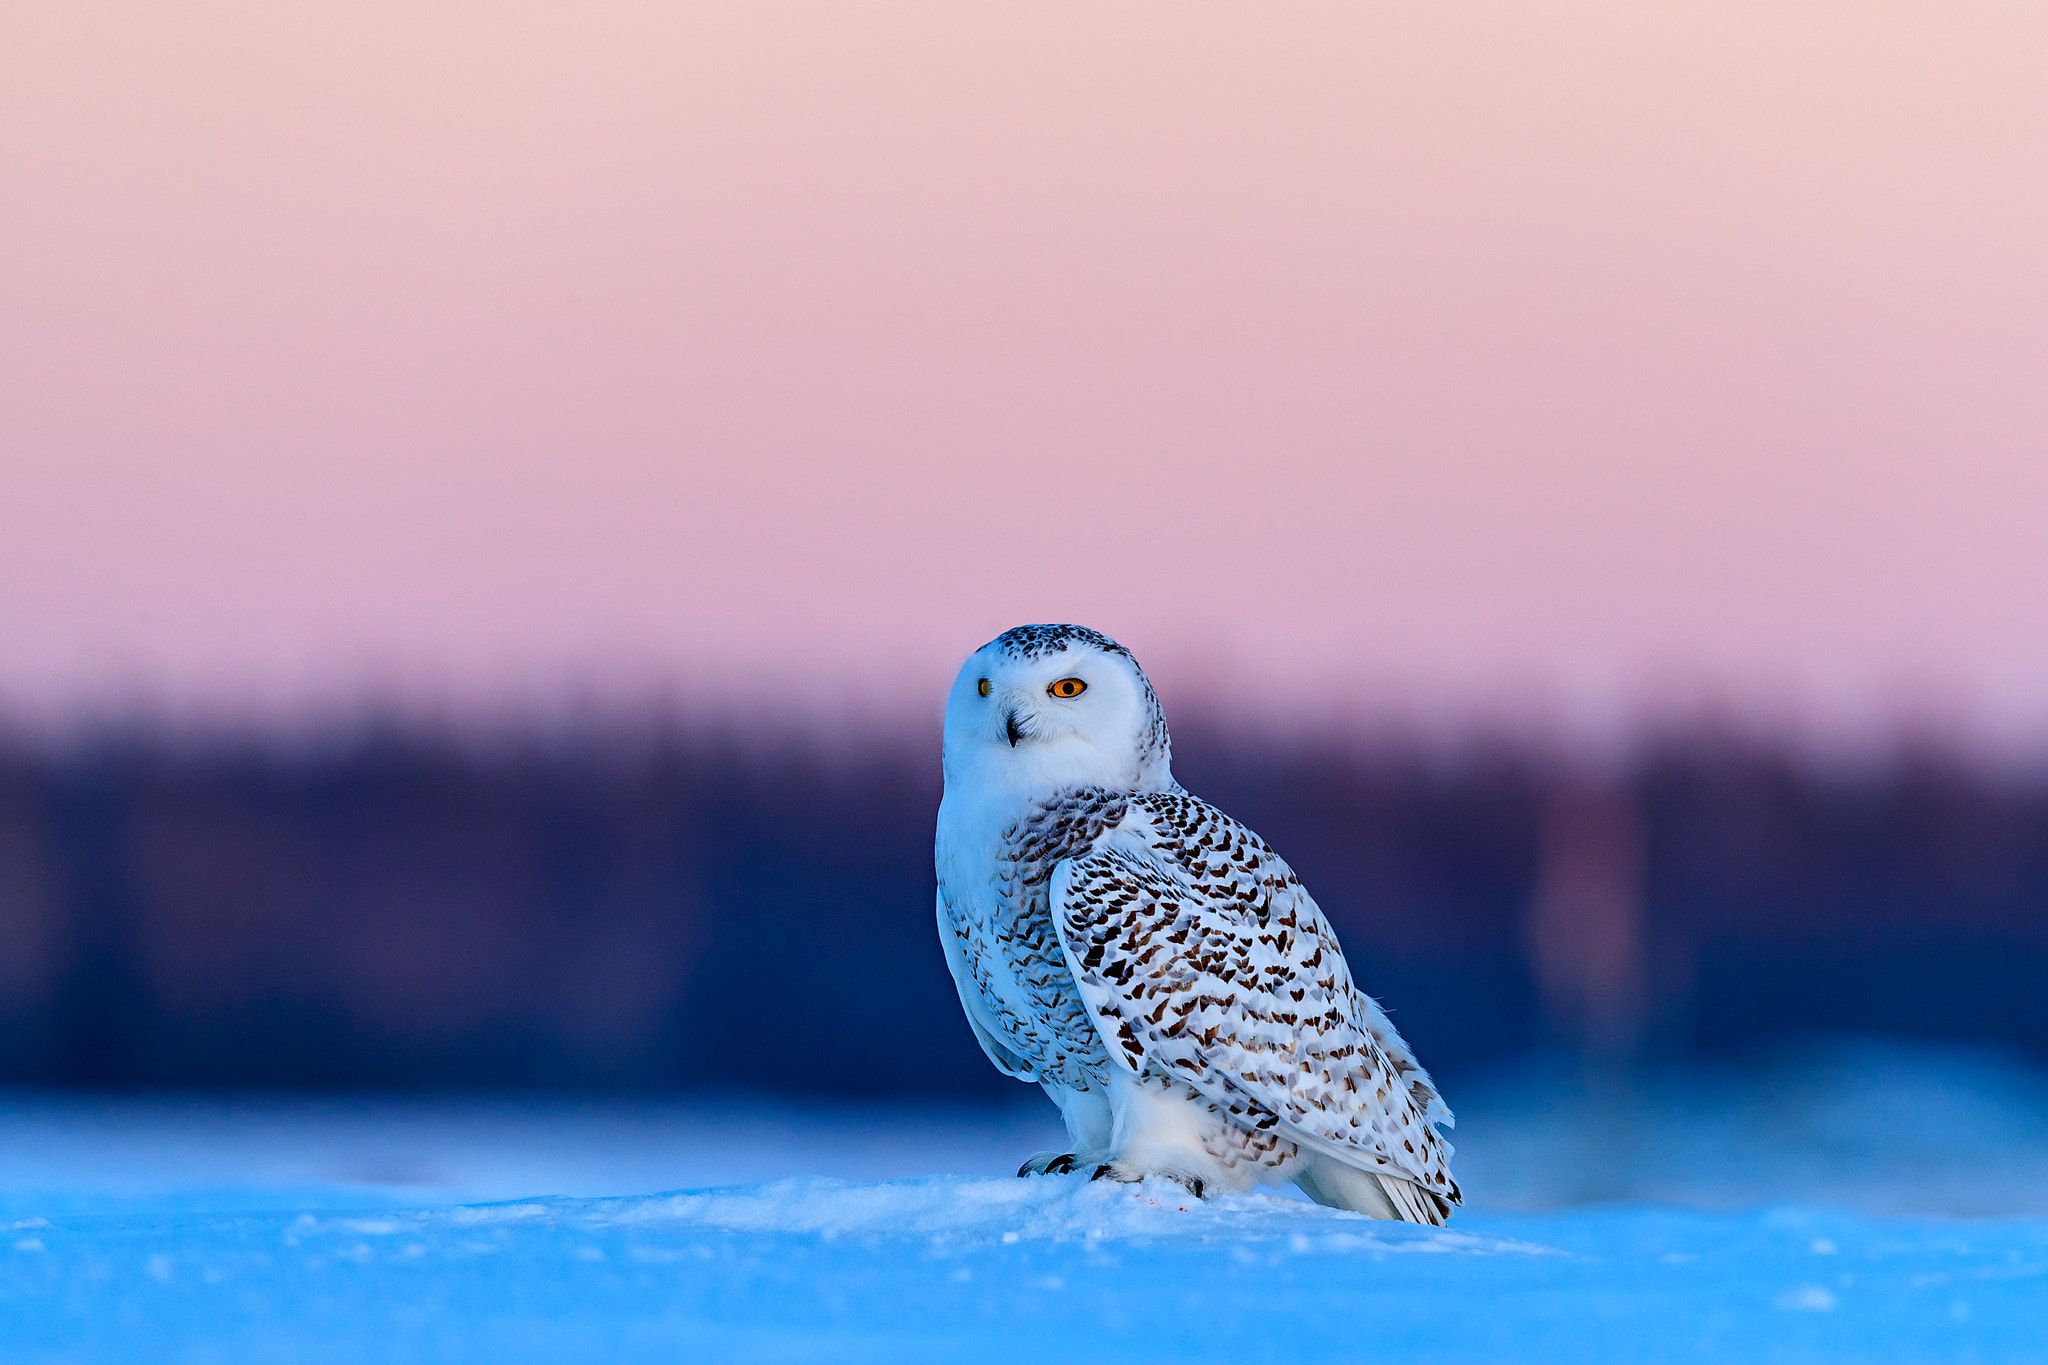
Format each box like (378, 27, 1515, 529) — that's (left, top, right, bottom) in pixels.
(1004, 707, 1025, 747)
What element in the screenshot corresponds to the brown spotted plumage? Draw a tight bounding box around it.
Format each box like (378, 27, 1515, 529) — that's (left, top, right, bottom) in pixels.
(1053, 791, 1459, 1214)
(939, 786, 1126, 1090)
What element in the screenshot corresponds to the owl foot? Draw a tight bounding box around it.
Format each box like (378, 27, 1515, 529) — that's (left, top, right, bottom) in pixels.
(1089, 1162, 1205, 1199)
(1017, 1151, 1091, 1177)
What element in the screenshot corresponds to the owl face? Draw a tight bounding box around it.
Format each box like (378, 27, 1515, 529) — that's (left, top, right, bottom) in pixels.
(942, 625, 1171, 795)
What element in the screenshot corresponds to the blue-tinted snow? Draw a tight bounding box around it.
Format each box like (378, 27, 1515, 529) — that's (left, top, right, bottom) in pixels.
(3, 1039, 2045, 1362)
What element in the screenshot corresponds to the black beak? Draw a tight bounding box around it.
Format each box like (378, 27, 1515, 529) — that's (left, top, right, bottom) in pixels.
(1005, 709, 1024, 748)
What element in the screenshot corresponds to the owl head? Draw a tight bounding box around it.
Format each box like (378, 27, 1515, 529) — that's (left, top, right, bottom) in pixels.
(942, 624, 1174, 795)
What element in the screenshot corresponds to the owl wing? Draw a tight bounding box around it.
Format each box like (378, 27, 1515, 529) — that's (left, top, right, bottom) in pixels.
(1049, 792, 1459, 1203)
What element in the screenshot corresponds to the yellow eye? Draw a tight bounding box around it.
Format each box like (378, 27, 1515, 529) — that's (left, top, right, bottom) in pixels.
(977, 678, 991, 697)
(1048, 677, 1087, 699)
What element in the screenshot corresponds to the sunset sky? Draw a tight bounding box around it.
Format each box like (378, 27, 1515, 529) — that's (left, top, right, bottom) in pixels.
(4, 1, 2045, 749)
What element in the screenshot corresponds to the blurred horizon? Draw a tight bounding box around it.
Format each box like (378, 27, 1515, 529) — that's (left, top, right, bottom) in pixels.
(3, 717, 2045, 1095)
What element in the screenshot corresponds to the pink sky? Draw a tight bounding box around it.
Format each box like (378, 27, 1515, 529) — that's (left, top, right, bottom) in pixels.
(3, 1, 2045, 749)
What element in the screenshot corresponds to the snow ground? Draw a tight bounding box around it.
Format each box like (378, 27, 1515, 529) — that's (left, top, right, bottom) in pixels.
(2, 1039, 2045, 1362)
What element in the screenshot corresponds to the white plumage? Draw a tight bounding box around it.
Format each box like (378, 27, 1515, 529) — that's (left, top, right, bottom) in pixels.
(936, 624, 1459, 1223)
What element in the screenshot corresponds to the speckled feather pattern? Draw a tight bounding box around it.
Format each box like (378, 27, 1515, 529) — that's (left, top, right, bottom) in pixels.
(940, 788, 1127, 1090)
(943, 782, 1458, 1212)
(1054, 791, 1459, 1210)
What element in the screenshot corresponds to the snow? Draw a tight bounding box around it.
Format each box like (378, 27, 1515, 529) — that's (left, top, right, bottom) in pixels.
(3, 1039, 2045, 1362)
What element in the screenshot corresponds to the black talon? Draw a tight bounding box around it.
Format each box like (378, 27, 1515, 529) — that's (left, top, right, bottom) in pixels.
(1187, 1178, 1205, 1198)
(1092, 1164, 1115, 1181)
(1016, 1160, 1035, 1178)
(1046, 1154, 1077, 1174)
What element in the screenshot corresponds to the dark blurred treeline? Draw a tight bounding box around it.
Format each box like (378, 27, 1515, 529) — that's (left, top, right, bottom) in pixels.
(0, 721, 2043, 1093)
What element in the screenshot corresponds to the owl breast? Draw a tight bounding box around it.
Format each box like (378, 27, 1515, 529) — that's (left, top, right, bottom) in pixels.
(939, 786, 1130, 1090)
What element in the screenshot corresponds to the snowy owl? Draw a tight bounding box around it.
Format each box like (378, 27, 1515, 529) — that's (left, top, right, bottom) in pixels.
(936, 625, 1460, 1224)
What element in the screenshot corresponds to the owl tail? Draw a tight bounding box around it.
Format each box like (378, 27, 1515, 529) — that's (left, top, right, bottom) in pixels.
(1293, 1154, 1453, 1226)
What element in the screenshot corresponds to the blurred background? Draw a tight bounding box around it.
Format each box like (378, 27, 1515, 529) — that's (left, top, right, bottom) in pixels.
(2, 1, 2046, 1202)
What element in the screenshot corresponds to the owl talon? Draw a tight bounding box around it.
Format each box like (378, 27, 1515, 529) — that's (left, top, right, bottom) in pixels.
(1019, 1150, 1095, 1177)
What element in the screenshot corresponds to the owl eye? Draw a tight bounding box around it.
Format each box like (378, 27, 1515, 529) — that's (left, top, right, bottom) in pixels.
(977, 678, 991, 697)
(1048, 678, 1087, 699)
